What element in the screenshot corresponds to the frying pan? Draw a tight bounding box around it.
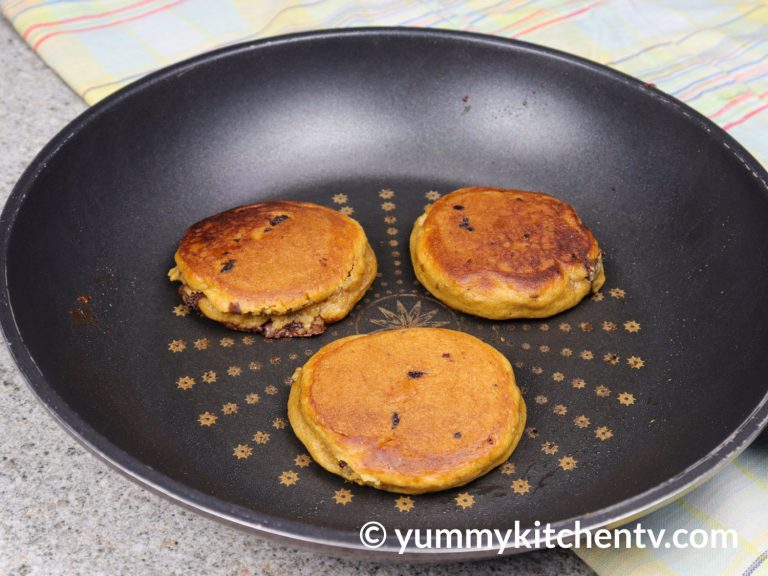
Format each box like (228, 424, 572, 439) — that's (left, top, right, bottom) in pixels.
(1, 28, 767, 560)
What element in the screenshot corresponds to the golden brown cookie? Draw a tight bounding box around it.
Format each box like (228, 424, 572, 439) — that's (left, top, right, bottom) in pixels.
(288, 328, 526, 494)
(410, 187, 605, 319)
(168, 201, 376, 337)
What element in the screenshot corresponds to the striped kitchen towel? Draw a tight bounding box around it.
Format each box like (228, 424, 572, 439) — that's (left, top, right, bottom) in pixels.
(577, 433, 768, 575)
(2, 1, 767, 574)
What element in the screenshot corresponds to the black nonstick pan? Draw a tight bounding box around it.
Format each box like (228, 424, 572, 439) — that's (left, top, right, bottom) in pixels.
(1, 28, 767, 560)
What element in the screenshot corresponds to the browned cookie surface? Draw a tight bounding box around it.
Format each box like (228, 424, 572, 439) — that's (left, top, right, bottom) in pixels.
(288, 328, 526, 493)
(169, 201, 376, 336)
(410, 187, 604, 319)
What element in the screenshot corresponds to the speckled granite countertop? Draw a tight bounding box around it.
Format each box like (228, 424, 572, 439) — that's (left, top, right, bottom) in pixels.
(0, 19, 596, 576)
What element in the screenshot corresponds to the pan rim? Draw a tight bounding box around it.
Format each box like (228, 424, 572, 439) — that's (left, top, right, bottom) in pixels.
(1, 27, 767, 559)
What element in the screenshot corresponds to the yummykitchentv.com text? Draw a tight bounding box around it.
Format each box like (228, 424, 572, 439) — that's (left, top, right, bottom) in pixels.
(358, 520, 738, 554)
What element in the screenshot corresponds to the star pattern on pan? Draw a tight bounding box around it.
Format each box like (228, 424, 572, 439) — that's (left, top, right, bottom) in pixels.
(172, 304, 190, 317)
(370, 300, 450, 330)
(168, 339, 186, 353)
(595, 426, 613, 441)
(166, 181, 650, 516)
(176, 376, 195, 390)
(609, 288, 626, 299)
(294, 454, 311, 468)
(541, 441, 559, 455)
(618, 392, 636, 406)
(272, 418, 287, 430)
(571, 378, 586, 389)
(573, 415, 590, 428)
(334, 488, 353, 505)
(279, 470, 299, 486)
(395, 496, 414, 512)
(232, 444, 252, 459)
(455, 492, 474, 509)
(511, 479, 530, 495)
(252, 431, 270, 445)
(198, 412, 217, 427)
(595, 385, 611, 398)
(559, 456, 577, 471)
